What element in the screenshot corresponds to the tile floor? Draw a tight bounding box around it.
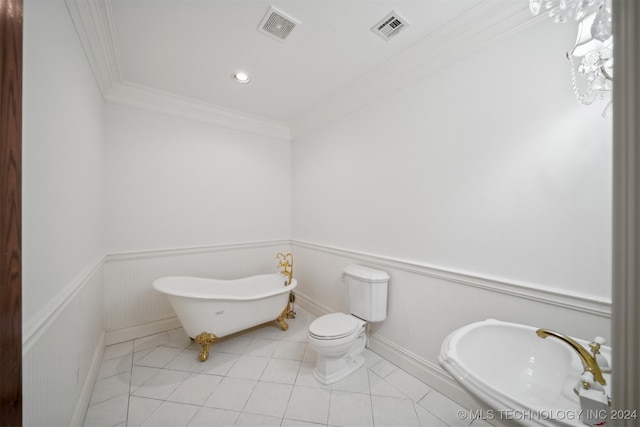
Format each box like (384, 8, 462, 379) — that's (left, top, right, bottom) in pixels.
(84, 307, 489, 427)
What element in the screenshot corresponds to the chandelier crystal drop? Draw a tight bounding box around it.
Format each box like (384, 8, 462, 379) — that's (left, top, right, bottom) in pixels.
(529, 0, 613, 117)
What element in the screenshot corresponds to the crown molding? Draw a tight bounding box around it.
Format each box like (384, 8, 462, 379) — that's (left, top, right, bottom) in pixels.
(65, 0, 121, 95)
(65, 0, 291, 140)
(105, 82, 291, 140)
(289, 0, 543, 139)
(66, 0, 541, 142)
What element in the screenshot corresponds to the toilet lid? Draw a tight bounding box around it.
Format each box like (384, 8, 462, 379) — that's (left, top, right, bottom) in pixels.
(309, 313, 361, 339)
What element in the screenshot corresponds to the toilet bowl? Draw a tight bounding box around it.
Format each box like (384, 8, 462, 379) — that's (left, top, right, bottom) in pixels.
(307, 312, 367, 384)
(306, 264, 389, 385)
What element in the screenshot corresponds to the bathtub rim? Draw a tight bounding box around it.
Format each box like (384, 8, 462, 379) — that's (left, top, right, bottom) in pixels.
(153, 273, 297, 301)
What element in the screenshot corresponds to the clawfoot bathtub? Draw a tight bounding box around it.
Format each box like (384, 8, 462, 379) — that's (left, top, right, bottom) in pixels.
(153, 273, 297, 361)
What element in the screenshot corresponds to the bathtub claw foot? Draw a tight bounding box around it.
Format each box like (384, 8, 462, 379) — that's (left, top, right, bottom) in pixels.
(195, 332, 217, 362)
(277, 308, 289, 331)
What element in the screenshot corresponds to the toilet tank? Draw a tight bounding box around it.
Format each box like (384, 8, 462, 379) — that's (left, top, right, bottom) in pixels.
(343, 264, 389, 322)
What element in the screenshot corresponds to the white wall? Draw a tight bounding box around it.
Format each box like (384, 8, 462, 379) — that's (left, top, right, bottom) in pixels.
(291, 16, 612, 408)
(22, 0, 106, 425)
(23, 0, 105, 326)
(292, 19, 611, 298)
(102, 104, 292, 340)
(104, 104, 291, 253)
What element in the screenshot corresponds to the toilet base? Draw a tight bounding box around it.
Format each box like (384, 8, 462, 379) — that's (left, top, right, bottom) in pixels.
(310, 330, 367, 385)
(312, 352, 365, 385)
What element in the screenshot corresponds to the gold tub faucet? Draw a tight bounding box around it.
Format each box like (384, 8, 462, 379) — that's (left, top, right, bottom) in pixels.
(276, 252, 294, 285)
(275, 252, 296, 319)
(536, 328, 606, 386)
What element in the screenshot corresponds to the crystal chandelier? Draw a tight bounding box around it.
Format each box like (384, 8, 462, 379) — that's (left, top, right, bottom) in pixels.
(529, 0, 613, 117)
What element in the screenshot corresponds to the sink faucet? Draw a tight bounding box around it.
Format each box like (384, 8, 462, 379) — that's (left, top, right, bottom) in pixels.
(535, 328, 606, 386)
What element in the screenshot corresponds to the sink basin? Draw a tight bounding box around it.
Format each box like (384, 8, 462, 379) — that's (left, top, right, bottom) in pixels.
(439, 319, 611, 426)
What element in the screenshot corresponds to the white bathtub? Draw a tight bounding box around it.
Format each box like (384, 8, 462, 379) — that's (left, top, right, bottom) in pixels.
(153, 273, 297, 360)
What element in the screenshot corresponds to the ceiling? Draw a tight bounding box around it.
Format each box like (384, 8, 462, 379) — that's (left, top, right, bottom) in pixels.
(67, 0, 535, 139)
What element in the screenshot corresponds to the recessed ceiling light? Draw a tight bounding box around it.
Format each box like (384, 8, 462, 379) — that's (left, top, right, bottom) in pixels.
(232, 72, 251, 84)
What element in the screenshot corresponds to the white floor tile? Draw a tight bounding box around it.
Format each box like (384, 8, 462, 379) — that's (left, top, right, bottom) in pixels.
(131, 369, 190, 400)
(294, 362, 330, 389)
(383, 367, 432, 401)
(187, 407, 239, 427)
(164, 348, 206, 372)
(97, 354, 132, 380)
(166, 372, 223, 406)
(362, 348, 385, 368)
(90, 372, 131, 405)
(226, 355, 270, 380)
(273, 341, 307, 360)
(284, 386, 330, 424)
(129, 366, 159, 394)
(371, 395, 420, 427)
(301, 345, 316, 363)
(281, 419, 326, 427)
(369, 358, 397, 378)
(127, 396, 163, 427)
(332, 366, 370, 394)
(166, 328, 193, 349)
(328, 390, 374, 426)
(368, 370, 406, 398)
(214, 335, 253, 354)
(414, 403, 450, 427)
(84, 308, 473, 427)
(418, 390, 473, 427)
(83, 393, 129, 427)
(243, 381, 293, 418)
(245, 338, 279, 357)
(103, 341, 134, 361)
(196, 350, 239, 376)
(134, 332, 170, 353)
(134, 346, 183, 368)
(204, 377, 257, 411)
(234, 412, 282, 426)
(260, 358, 301, 384)
(139, 401, 199, 427)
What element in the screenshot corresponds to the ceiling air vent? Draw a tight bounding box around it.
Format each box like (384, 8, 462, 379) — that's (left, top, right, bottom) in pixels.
(371, 11, 409, 40)
(258, 6, 300, 42)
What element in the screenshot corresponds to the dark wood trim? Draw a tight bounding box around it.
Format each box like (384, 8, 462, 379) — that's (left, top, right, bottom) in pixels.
(0, 0, 23, 425)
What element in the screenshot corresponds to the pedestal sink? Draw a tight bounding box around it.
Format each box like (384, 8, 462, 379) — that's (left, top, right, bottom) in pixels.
(439, 319, 611, 426)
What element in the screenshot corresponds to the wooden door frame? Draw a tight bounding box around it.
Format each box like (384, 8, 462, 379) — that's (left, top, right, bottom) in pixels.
(0, 0, 23, 425)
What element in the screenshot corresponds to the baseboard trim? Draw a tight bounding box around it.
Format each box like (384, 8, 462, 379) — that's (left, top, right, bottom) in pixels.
(105, 316, 182, 345)
(368, 333, 480, 411)
(292, 291, 332, 318)
(70, 330, 106, 427)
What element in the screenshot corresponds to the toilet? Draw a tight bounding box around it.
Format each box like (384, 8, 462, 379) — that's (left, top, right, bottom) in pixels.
(307, 264, 390, 384)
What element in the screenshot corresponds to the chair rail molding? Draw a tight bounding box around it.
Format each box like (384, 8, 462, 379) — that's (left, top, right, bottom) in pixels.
(291, 240, 611, 317)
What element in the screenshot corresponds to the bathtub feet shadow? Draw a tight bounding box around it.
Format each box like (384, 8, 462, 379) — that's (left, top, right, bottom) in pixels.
(194, 332, 218, 362)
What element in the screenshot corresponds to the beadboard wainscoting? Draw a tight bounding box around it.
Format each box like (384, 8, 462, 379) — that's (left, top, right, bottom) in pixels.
(22, 258, 105, 427)
(289, 240, 612, 411)
(103, 240, 291, 345)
